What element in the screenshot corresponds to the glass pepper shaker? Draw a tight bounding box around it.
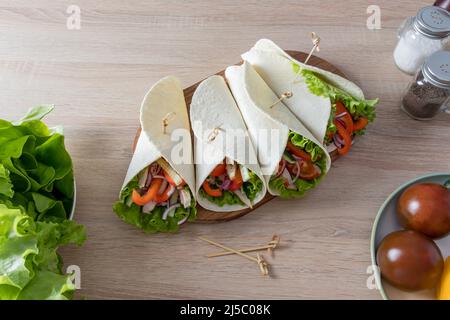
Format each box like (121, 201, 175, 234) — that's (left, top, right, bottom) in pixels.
(401, 51, 450, 120)
(394, 6, 450, 75)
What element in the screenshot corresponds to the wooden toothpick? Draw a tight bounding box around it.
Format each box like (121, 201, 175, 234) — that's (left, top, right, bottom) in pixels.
(207, 125, 224, 142)
(207, 235, 280, 258)
(198, 236, 270, 276)
(304, 32, 321, 65)
(268, 91, 293, 109)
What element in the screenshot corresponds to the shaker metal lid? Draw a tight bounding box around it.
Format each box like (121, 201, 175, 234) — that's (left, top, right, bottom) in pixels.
(423, 51, 450, 89)
(413, 6, 450, 39)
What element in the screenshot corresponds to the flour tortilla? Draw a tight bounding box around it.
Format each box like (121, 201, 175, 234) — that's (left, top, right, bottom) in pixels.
(242, 38, 365, 143)
(190, 75, 266, 211)
(121, 76, 195, 196)
(225, 62, 331, 196)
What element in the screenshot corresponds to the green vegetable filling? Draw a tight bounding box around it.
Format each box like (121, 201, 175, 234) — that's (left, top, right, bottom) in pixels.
(270, 131, 326, 199)
(114, 172, 197, 234)
(292, 62, 378, 137)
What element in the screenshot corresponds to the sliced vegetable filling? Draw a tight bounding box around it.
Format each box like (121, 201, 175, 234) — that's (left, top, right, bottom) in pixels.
(199, 158, 263, 207)
(292, 62, 378, 155)
(113, 158, 196, 233)
(269, 131, 326, 198)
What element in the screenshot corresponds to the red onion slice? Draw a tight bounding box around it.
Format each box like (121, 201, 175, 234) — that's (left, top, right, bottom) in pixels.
(177, 214, 190, 225)
(281, 168, 296, 190)
(221, 178, 231, 190)
(335, 111, 347, 118)
(150, 164, 161, 176)
(333, 134, 344, 149)
(274, 159, 286, 178)
(292, 161, 301, 183)
(162, 204, 181, 220)
(145, 173, 152, 188)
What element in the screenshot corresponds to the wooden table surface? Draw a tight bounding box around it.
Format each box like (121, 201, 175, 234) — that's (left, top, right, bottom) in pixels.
(1, 0, 449, 300)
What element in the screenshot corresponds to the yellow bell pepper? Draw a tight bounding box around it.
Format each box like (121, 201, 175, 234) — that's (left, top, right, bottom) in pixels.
(437, 257, 450, 300)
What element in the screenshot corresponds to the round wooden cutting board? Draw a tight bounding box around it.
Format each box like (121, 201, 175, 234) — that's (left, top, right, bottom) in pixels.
(134, 50, 346, 223)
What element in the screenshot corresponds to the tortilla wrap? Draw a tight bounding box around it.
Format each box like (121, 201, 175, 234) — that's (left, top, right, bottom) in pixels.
(225, 62, 331, 196)
(121, 76, 195, 195)
(242, 39, 365, 143)
(190, 75, 266, 211)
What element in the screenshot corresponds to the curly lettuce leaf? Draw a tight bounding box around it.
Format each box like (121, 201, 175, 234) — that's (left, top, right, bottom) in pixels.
(12, 105, 54, 126)
(0, 164, 14, 198)
(242, 171, 263, 202)
(199, 188, 244, 207)
(269, 174, 321, 198)
(0, 204, 85, 300)
(17, 270, 75, 300)
(293, 63, 378, 134)
(288, 131, 324, 162)
(0, 204, 38, 299)
(0, 106, 74, 221)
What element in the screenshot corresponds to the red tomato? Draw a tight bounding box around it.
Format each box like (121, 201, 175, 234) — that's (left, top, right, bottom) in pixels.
(286, 142, 311, 161)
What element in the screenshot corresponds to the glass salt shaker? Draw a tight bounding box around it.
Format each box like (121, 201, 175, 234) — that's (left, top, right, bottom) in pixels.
(401, 50, 450, 120)
(394, 6, 450, 75)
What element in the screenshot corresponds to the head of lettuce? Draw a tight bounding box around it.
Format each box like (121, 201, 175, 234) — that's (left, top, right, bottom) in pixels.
(0, 106, 86, 300)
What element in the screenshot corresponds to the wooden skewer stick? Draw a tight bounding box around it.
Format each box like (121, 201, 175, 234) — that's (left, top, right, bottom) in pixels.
(257, 254, 269, 276)
(198, 236, 258, 262)
(304, 32, 321, 65)
(198, 236, 270, 276)
(206, 235, 280, 258)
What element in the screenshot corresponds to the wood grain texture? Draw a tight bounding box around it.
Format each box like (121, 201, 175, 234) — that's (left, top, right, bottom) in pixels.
(133, 51, 344, 223)
(1, 0, 449, 300)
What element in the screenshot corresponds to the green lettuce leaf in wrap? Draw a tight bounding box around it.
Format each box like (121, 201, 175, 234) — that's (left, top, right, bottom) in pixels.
(113, 160, 197, 234)
(269, 131, 326, 198)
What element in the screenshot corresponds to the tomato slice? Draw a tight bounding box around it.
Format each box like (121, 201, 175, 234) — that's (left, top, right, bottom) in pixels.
(334, 120, 352, 155)
(353, 117, 369, 131)
(210, 163, 226, 177)
(132, 178, 163, 206)
(202, 181, 223, 197)
(154, 184, 175, 203)
(287, 160, 321, 181)
(286, 142, 311, 161)
(299, 160, 321, 181)
(229, 168, 243, 191)
(335, 101, 353, 134)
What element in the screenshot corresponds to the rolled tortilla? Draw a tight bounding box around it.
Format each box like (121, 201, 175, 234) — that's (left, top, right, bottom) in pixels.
(225, 62, 331, 196)
(122, 76, 195, 193)
(242, 39, 365, 143)
(116, 76, 196, 233)
(190, 75, 266, 211)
